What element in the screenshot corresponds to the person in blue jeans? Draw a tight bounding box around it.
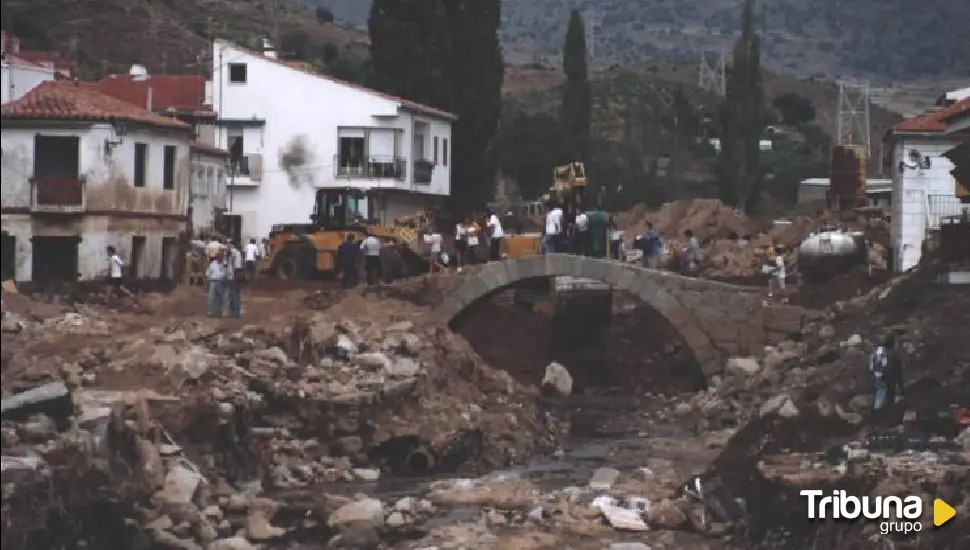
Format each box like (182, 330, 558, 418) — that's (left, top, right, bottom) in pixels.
(542, 201, 563, 253)
(206, 250, 227, 317)
(870, 333, 903, 413)
(640, 222, 662, 268)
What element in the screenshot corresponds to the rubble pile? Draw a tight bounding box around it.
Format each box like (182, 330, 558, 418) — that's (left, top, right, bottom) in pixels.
(614, 199, 891, 280)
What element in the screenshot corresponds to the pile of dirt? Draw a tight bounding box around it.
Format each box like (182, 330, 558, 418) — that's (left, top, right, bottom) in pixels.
(616, 199, 761, 242)
(682, 261, 970, 548)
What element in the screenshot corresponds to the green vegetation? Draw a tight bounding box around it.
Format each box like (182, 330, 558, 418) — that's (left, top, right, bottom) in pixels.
(559, 10, 591, 163)
(368, 0, 503, 215)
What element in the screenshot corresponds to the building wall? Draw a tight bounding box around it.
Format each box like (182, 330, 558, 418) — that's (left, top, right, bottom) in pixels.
(891, 136, 964, 272)
(210, 41, 452, 241)
(0, 122, 192, 282)
(189, 152, 228, 235)
(0, 63, 56, 104)
(797, 185, 828, 204)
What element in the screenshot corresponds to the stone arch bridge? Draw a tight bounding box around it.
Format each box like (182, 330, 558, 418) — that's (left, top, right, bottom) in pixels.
(416, 254, 811, 378)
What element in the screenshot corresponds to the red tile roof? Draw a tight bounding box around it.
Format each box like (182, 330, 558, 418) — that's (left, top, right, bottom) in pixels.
(217, 40, 457, 121)
(96, 74, 212, 114)
(1, 81, 191, 130)
(892, 98, 970, 133)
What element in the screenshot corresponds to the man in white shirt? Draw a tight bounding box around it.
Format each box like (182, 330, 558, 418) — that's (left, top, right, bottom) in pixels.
(244, 238, 260, 280)
(574, 211, 589, 255)
(543, 202, 563, 254)
(486, 211, 505, 261)
(105, 245, 125, 298)
(422, 227, 444, 271)
(360, 232, 382, 285)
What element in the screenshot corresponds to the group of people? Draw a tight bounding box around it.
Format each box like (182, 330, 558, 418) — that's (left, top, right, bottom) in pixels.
(205, 238, 262, 318)
(335, 232, 384, 288)
(540, 200, 614, 257)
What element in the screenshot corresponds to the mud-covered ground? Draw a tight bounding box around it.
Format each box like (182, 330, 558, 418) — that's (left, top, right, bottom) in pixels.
(2, 262, 968, 549)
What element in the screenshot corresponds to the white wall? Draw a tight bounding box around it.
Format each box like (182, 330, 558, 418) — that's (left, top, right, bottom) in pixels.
(890, 136, 966, 272)
(210, 41, 453, 241)
(1, 123, 192, 281)
(190, 153, 229, 235)
(1, 63, 56, 104)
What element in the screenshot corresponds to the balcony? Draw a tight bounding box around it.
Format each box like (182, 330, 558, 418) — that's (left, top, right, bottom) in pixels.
(413, 159, 434, 185)
(30, 178, 86, 213)
(334, 155, 406, 180)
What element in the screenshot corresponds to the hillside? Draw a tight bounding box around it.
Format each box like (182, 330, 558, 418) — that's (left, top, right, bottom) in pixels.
(0, 0, 369, 79)
(318, 0, 970, 82)
(503, 62, 903, 147)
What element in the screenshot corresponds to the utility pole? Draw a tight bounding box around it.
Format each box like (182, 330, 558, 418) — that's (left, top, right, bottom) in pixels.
(698, 49, 726, 97)
(836, 80, 872, 158)
(271, 0, 281, 51)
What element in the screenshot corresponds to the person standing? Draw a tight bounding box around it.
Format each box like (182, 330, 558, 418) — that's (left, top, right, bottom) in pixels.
(486, 210, 505, 261)
(454, 221, 467, 270)
(105, 246, 125, 299)
(337, 234, 359, 288)
(641, 222, 662, 268)
(206, 249, 227, 317)
(586, 207, 608, 258)
(422, 226, 444, 271)
(225, 241, 244, 318)
(360, 232, 382, 285)
(543, 201, 563, 254)
(464, 217, 482, 264)
(244, 238, 260, 280)
(574, 210, 589, 255)
(682, 230, 701, 275)
(870, 334, 904, 413)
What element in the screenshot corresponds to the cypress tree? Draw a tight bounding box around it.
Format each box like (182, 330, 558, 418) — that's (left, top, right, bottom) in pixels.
(368, 0, 453, 110)
(445, 0, 504, 214)
(560, 10, 592, 162)
(718, 0, 764, 211)
(368, 0, 504, 215)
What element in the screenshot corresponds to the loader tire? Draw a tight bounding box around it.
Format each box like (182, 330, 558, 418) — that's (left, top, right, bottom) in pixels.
(273, 247, 309, 280)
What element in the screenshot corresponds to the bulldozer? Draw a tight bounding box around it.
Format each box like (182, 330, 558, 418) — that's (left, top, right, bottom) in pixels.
(258, 188, 428, 281)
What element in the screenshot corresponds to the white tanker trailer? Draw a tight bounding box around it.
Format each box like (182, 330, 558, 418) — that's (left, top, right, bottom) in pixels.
(796, 225, 869, 284)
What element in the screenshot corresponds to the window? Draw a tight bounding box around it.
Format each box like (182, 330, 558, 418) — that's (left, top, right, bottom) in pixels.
(134, 143, 148, 187)
(443, 138, 448, 166)
(227, 128, 250, 176)
(433, 136, 439, 165)
(228, 63, 247, 84)
(206, 167, 214, 194)
(338, 136, 365, 170)
(162, 145, 176, 190)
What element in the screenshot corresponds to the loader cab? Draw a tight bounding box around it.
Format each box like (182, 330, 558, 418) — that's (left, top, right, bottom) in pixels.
(311, 189, 376, 229)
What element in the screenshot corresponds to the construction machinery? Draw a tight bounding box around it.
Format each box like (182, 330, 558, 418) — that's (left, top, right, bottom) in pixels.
(258, 188, 427, 281)
(796, 225, 869, 284)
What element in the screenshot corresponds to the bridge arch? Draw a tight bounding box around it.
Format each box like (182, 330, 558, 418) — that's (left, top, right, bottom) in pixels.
(429, 254, 759, 376)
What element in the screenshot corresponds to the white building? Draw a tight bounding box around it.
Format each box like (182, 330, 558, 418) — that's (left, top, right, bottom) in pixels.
(95, 71, 230, 236)
(797, 177, 892, 209)
(0, 81, 194, 283)
(1, 36, 58, 104)
(884, 98, 969, 272)
(208, 39, 456, 241)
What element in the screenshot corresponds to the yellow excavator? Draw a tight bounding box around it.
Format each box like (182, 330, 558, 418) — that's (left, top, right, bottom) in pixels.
(258, 188, 427, 281)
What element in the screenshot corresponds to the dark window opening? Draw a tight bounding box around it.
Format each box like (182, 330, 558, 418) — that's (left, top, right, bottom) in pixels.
(161, 237, 177, 280)
(433, 136, 439, 164)
(134, 143, 148, 187)
(130, 235, 146, 278)
(338, 137, 365, 169)
(30, 236, 79, 284)
(228, 63, 247, 84)
(443, 138, 449, 166)
(163, 145, 176, 190)
(33, 135, 82, 205)
(1, 232, 15, 281)
(227, 129, 249, 176)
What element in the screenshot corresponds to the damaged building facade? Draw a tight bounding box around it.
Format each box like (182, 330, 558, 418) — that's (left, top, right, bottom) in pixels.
(0, 81, 194, 283)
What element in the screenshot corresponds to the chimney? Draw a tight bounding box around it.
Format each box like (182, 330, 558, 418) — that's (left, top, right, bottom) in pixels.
(147, 86, 153, 112)
(261, 37, 277, 59)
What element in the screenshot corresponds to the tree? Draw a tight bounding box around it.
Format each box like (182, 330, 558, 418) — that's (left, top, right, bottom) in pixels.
(560, 10, 592, 162)
(497, 113, 568, 200)
(444, 0, 504, 214)
(717, 0, 765, 212)
(368, 0, 504, 215)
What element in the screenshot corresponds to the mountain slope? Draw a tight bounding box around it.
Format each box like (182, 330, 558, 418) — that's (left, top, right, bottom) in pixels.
(318, 0, 970, 82)
(1, 0, 368, 79)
